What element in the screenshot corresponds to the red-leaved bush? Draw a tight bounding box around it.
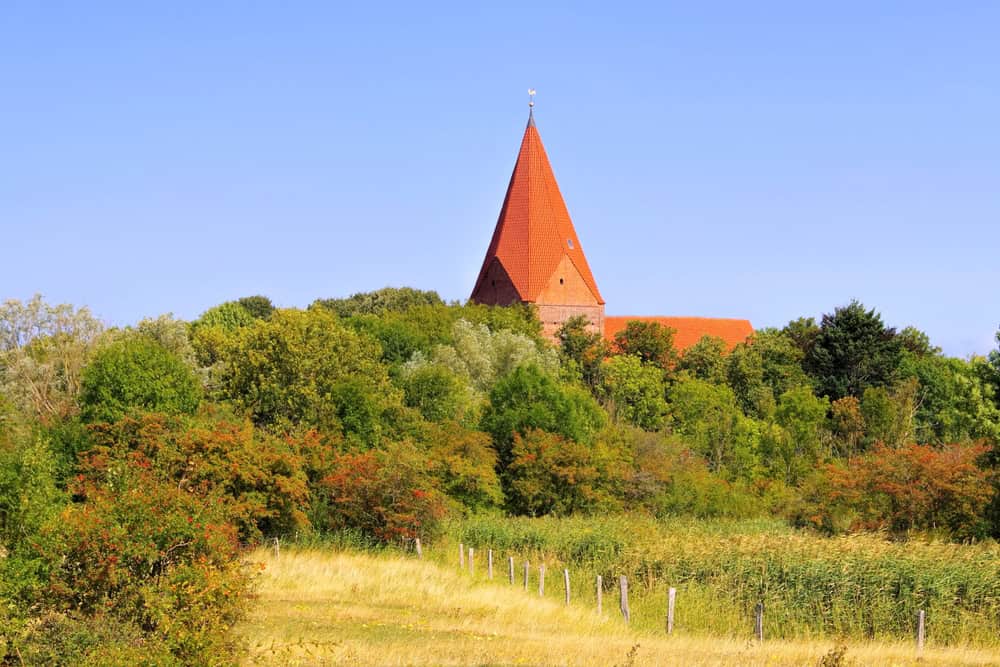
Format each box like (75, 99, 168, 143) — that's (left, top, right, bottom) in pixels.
(315, 443, 446, 542)
(818, 441, 995, 539)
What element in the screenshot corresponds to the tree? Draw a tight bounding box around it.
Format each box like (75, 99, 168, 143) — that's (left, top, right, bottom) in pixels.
(0, 295, 104, 422)
(668, 377, 758, 477)
(860, 380, 918, 448)
(399, 363, 470, 423)
(504, 429, 610, 516)
(782, 317, 820, 358)
(900, 352, 1000, 444)
(804, 300, 903, 400)
(766, 386, 830, 483)
(480, 364, 606, 468)
(601, 354, 668, 430)
(830, 396, 865, 456)
(236, 295, 275, 320)
(556, 315, 608, 389)
(420, 421, 503, 511)
(80, 334, 201, 423)
(314, 287, 445, 318)
(822, 442, 994, 539)
(611, 320, 678, 371)
(676, 335, 728, 383)
(218, 308, 398, 444)
(134, 313, 198, 369)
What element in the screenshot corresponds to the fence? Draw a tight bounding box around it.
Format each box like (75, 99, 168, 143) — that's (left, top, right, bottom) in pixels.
(410, 538, 932, 649)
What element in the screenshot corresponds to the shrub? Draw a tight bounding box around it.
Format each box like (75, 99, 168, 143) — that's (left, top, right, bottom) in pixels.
(79, 335, 200, 423)
(821, 441, 995, 539)
(315, 443, 447, 542)
(86, 412, 310, 543)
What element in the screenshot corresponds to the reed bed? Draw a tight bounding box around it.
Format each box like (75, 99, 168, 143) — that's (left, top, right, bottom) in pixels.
(451, 515, 1000, 645)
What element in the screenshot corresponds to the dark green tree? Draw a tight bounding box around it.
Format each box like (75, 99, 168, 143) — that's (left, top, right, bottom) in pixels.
(676, 335, 728, 384)
(804, 301, 902, 400)
(313, 287, 445, 318)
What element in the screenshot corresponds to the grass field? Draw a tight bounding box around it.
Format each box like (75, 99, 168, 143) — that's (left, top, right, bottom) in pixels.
(238, 547, 1000, 666)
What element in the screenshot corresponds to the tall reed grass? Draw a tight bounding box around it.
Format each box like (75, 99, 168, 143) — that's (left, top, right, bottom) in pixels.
(449, 515, 1000, 645)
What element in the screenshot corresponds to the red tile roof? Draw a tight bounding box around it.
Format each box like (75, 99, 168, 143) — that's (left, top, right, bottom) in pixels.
(471, 112, 604, 304)
(604, 316, 754, 351)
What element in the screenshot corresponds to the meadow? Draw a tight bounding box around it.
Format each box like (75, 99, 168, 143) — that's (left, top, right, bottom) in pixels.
(239, 542, 1000, 666)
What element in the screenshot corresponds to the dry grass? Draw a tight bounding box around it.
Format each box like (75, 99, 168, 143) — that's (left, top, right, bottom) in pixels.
(237, 548, 1000, 666)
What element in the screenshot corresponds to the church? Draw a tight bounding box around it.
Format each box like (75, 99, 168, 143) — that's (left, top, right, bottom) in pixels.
(470, 103, 753, 350)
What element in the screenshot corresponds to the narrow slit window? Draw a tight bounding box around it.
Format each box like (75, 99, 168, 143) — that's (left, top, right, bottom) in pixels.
(567, 239, 574, 249)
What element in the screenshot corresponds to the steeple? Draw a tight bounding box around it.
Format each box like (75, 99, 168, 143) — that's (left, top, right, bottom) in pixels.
(470, 107, 604, 325)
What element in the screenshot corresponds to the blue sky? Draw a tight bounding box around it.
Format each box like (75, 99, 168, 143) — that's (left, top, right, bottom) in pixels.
(2, 2, 998, 357)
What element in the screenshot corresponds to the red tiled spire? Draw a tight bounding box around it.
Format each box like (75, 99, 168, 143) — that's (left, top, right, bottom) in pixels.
(471, 112, 604, 305)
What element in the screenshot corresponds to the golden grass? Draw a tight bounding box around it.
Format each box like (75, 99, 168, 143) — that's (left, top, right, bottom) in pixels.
(238, 548, 1000, 666)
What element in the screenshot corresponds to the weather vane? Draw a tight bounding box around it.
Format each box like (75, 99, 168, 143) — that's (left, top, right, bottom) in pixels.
(528, 88, 536, 108)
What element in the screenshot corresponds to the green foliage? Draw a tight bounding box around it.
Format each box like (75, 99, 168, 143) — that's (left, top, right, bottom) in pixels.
(860, 381, 917, 447)
(133, 313, 198, 369)
(79, 334, 201, 424)
(218, 308, 398, 444)
(767, 386, 831, 484)
(480, 364, 606, 467)
(405, 318, 558, 397)
(804, 300, 903, 400)
(676, 335, 728, 383)
(900, 352, 1000, 444)
(314, 286, 445, 318)
(600, 354, 667, 430)
(556, 315, 608, 389)
(668, 376, 757, 477)
(236, 295, 275, 320)
(399, 363, 470, 423)
(194, 300, 256, 332)
(611, 320, 678, 371)
(0, 426, 63, 551)
(453, 514, 1000, 644)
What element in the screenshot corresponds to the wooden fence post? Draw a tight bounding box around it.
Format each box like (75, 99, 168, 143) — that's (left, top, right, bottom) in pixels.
(539, 564, 546, 596)
(488, 549, 494, 580)
(508, 556, 514, 584)
(667, 587, 676, 634)
(468, 547, 474, 575)
(523, 561, 530, 590)
(917, 609, 926, 654)
(273, 537, 279, 558)
(563, 569, 571, 605)
(619, 576, 630, 624)
(459, 543, 464, 569)
(596, 575, 603, 615)
(754, 602, 764, 642)
(414, 538, 422, 559)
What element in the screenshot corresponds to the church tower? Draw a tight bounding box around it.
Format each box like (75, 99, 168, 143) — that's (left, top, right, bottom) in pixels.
(470, 106, 605, 338)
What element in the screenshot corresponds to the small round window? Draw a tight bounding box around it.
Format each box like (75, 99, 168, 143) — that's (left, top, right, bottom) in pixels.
(567, 239, 574, 249)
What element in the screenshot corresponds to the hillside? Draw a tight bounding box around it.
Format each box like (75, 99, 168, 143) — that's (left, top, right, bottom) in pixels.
(239, 548, 1000, 666)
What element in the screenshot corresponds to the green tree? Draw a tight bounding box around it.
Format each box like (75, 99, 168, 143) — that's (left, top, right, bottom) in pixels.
(556, 315, 608, 389)
(783, 317, 820, 358)
(804, 300, 903, 400)
(901, 351, 1000, 444)
(676, 335, 728, 383)
(601, 354, 668, 430)
(767, 386, 830, 483)
(668, 377, 758, 477)
(218, 308, 398, 444)
(80, 334, 201, 423)
(314, 286, 445, 318)
(480, 364, 606, 468)
(860, 380, 918, 447)
(236, 295, 275, 320)
(611, 320, 678, 371)
(399, 363, 470, 423)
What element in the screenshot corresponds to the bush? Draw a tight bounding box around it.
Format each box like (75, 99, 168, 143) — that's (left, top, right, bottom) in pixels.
(315, 442, 447, 542)
(86, 412, 310, 543)
(29, 453, 251, 664)
(79, 335, 201, 423)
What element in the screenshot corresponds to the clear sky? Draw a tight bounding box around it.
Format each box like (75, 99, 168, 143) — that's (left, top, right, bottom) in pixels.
(2, 2, 998, 357)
